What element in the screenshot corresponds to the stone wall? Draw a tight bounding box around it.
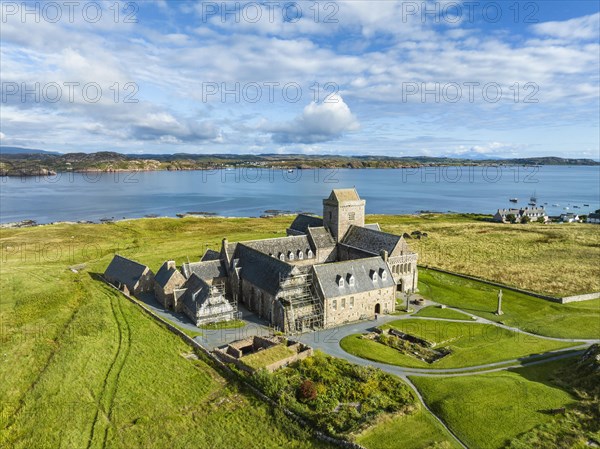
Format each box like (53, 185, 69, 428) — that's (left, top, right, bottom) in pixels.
(324, 286, 395, 327)
(560, 292, 600, 303)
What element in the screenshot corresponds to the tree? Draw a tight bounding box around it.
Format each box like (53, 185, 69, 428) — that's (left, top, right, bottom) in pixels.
(537, 216, 545, 224)
(521, 215, 531, 224)
(506, 214, 517, 224)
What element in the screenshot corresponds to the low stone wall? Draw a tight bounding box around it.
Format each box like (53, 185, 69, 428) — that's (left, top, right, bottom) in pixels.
(561, 292, 600, 303)
(100, 276, 367, 449)
(264, 346, 313, 373)
(421, 266, 599, 304)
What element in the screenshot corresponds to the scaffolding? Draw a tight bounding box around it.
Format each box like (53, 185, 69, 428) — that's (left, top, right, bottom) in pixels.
(279, 272, 323, 334)
(197, 280, 240, 323)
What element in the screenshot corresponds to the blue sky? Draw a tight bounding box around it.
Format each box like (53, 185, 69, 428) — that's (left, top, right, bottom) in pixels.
(1, 0, 599, 158)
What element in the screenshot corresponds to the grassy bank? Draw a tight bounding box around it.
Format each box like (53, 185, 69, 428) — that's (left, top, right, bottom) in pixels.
(410, 358, 581, 449)
(418, 269, 600, 339)
(340, 319, 577, 369)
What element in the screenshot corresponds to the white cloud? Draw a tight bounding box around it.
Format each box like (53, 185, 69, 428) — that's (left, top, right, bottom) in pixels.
(532, 12, 600, 41)
(263, 94, 359, 143)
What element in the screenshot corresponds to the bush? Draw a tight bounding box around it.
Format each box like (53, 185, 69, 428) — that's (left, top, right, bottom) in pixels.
(298, 379, 318, 402)
(521, 215, 531, 224)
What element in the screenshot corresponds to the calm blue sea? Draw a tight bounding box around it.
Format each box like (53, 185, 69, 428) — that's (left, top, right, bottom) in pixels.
(1, 166, 599, 224)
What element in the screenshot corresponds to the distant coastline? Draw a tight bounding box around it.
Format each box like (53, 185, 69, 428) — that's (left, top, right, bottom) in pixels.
(1, 150, 598, 177)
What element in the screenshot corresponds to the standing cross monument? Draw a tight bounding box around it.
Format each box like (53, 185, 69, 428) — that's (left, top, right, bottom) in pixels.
(496, 289, 504, 316)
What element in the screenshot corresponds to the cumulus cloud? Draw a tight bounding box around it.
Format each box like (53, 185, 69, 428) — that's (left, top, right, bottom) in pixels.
(263, 95, 359, 144)
(532, 12, 600, 40)
(130, 113, 220, 143)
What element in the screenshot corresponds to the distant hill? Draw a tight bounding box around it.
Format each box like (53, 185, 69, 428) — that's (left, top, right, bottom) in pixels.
(0, 146, 61, 155)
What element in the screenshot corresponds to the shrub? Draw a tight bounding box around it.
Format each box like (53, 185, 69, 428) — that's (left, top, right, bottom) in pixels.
(521, 215, 531, 224)
(298, 379, 318, 402)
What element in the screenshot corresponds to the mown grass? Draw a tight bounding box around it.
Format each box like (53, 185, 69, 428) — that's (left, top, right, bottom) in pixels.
(372, 213, 600, 296)
(199, 319, 246, 330)
(340, 319, 577, 369)
(410, 358, 580, 449)
(356, 405, 461, 449)
(418, 269, 600, 339)
(414, 306, 473, 321)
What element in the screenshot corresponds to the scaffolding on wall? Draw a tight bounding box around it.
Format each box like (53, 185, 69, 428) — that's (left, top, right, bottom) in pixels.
(198, 280, 241, 323)
(278, 272, 323, 334)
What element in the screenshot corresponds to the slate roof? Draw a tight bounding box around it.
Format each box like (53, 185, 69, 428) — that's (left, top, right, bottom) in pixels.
(241, 235, 314, 259)
(201, 249, 221, 261)
(588, 213, 600, 219)
(288, 213, 323, 234)
(180, 274, 211, 313)
(313, 257, 395, 299)
(327, 188, 361, 203)
(154, 261, 180, 288)
(364, 223, 381, 231)
(307, 226, 336, 249)
(232, 244, 299, 296)
(182, 260, 227, 280)
(341, 225, 410, 256)
(104, 254, 149, 289)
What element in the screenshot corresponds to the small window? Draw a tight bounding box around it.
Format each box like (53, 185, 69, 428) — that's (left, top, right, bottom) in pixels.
(279, 253, 285, 261)
(350, 297, 354, 308)
(341, 298, 346, 309)
(338, 278, 344, 288)
(348, 275, 355, 287)
(348, 212, 355, 221)
(298, 250, 304, 260)
(288, 251, 294, 260)
(381, 270, 387, 281)
(307, 249, 314, 258)
(332, 299, 337, 310)
(371, 271, 378, 282)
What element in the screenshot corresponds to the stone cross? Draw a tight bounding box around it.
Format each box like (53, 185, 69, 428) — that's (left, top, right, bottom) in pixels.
(496, 289, 504, 316)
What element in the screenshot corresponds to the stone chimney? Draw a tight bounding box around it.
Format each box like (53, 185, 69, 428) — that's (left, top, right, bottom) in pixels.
(167, 260, 176, 270)
(380, 250, 388, 262)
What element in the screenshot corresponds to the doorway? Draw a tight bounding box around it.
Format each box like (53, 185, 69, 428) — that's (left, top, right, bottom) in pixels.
(374, 303, 381, 314)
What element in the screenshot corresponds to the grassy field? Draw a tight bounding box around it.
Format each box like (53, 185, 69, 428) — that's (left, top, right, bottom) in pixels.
(340, 319, 577, 369)
(410, 358, 580, 449)
(414, 306, 473, 321)
(372, 213, 600, 296)
(242, 344, 296, 370)
(0, 218, 337, 449)
(418, 269, 600, 339)
(356, 406, 461, 449)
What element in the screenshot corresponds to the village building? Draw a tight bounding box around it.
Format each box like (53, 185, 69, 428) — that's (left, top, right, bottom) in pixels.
(587, 212, 600, 224)
(176, 274, 234, 326)
(493, 206, 547, 223)
(104, 254, 154, 296)
(559, 213, 580, 223)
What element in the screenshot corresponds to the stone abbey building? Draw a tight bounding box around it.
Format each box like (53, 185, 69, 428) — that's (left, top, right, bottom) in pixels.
(106, 189, 418, 333)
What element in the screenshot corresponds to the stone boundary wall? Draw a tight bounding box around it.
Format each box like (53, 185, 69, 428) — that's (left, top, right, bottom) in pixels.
(264, 346, 314, 373)
(420, 266, 599, 304)
(100, 276, 367, 449)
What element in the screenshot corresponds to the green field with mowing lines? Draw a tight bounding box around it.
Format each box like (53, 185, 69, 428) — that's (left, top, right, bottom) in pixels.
(418, 269, 600, 339)
(340, 319, 577, 369)
(414, 306, 473, 321)
(410, 359, 580, 449)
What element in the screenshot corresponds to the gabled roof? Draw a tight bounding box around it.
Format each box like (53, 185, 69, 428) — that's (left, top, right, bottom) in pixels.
(327, 188, 361, 203)
(288, 213, 323, 234)
(313, 257, 395, 299)
(241, 235, 313, 258)
(233, 244, 299, 296)
(154, 261, 183, 288)
(104, 254, 150, 289)
(341, 225, 411, 256)
(307, 226, 336, 249)
(180, 274, 211, 313)
(364, 223, 381, 231)
(182, 260, 227, 280)
(201, 249, 221, 261)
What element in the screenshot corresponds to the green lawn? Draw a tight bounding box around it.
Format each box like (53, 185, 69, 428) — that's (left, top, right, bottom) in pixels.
(340, 319, 577, 369)
(414, 306, 473, 321)
(199, 319, 246, 330)
(242, 344, 296, 370)
(418, 269, 600, 339)
(357, 405, 461, 449)
(410, 359, 579, 449)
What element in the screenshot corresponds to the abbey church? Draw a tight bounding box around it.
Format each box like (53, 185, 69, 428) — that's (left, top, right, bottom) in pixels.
(106, 188, 418, 333)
